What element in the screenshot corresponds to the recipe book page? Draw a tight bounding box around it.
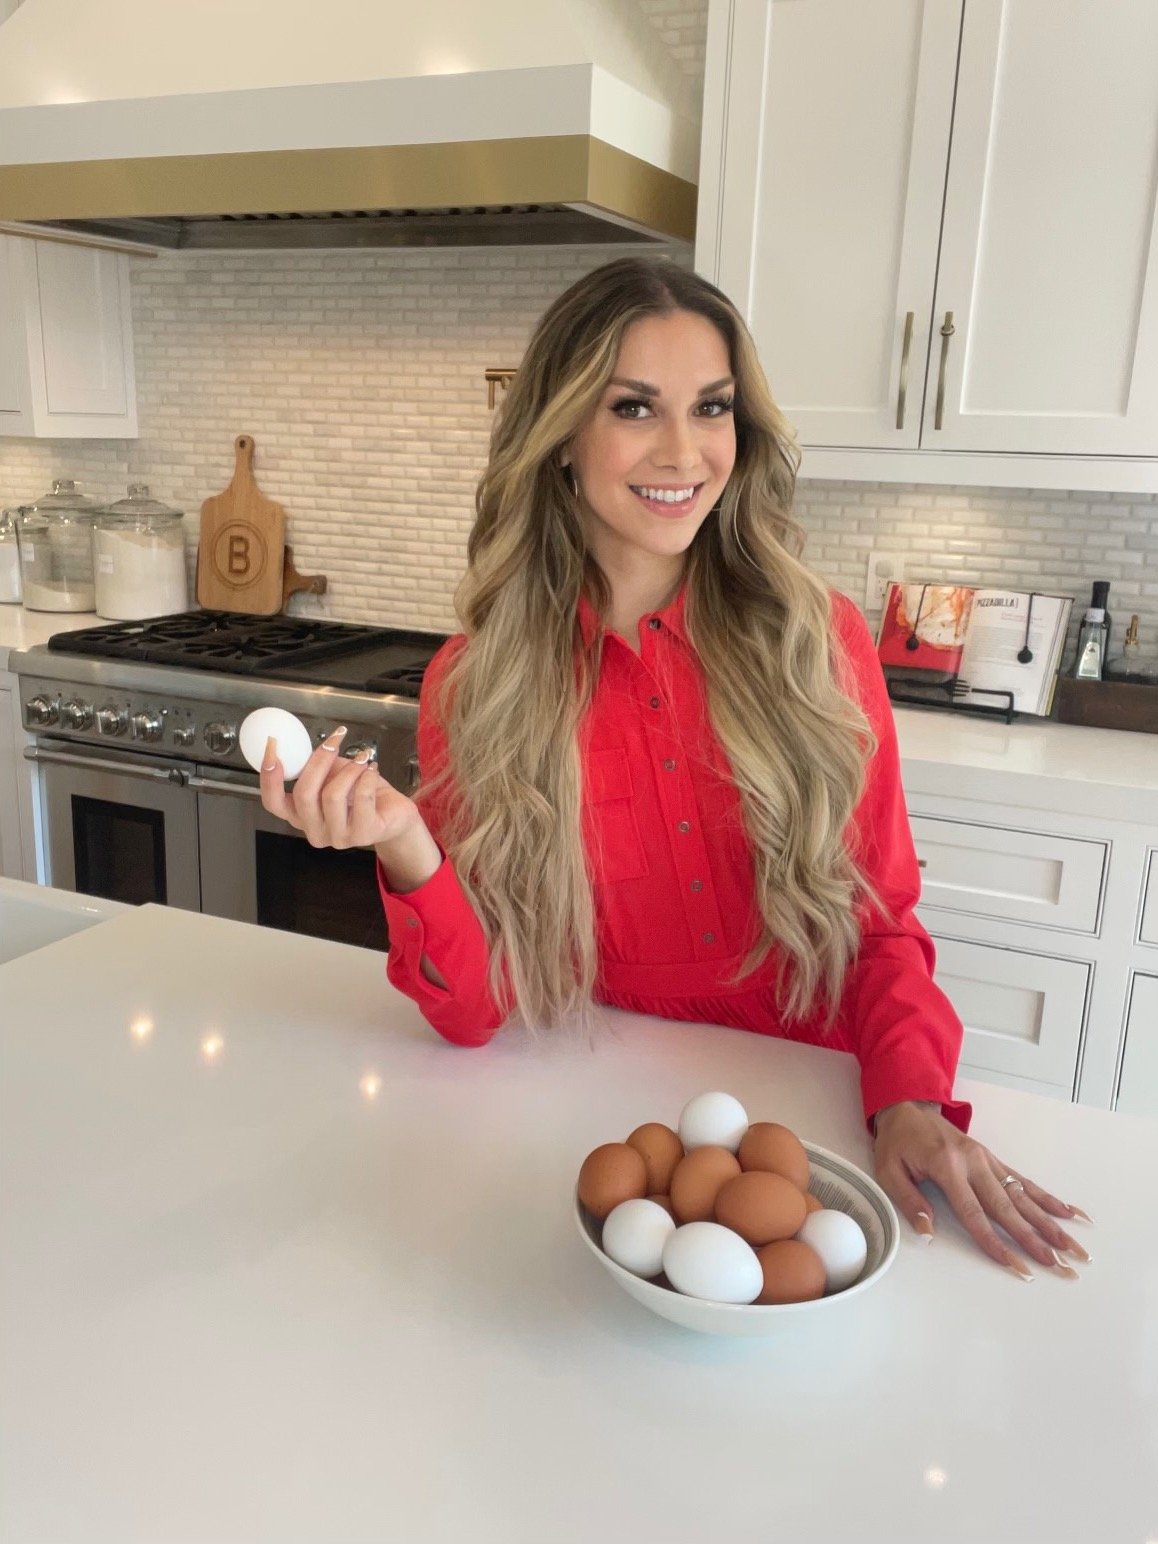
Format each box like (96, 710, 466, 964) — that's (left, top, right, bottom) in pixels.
(956, 590, 1073, 715)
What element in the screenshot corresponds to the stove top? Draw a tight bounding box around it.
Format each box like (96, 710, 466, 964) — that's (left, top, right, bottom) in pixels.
(46, 611, 450, 699)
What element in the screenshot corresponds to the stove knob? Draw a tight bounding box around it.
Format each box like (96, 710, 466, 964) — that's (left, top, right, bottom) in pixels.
(60, 700, 94, 732)
(130, 710, 164, 743)
(342, 742, 378, 763)
(95, 706, 128, 737)
(171, 725, 196, 748)
(203, 721, 237, 755)
(26, 694, 59, 727)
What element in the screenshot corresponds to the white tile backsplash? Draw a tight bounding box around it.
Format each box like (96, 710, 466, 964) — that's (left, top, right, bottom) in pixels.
(3, 241, 1156, 670)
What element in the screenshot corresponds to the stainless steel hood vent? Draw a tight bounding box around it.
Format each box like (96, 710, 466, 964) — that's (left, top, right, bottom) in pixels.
(0, 0, 699, 249)
(29, 203, 674, 252)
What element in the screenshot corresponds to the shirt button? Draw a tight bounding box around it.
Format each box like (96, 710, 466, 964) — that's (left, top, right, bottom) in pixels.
(405, 918, 418, 928)
(649, 696, 661, 709)
(690, 879, 703, 892)
(702, 931, 716, 944)
(663, 758, 676, 772)
(648, 618, 661, 630)
(677, 820, 691, 833)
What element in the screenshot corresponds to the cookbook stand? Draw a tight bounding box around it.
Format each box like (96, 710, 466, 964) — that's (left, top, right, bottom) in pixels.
(885, 676, 1017, 725)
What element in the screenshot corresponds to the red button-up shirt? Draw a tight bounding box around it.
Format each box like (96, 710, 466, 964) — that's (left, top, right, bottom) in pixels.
(379, 586, 972, 1134)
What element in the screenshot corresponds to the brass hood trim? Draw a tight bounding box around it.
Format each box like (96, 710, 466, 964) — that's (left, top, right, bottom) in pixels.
(0, 136, 696, 243)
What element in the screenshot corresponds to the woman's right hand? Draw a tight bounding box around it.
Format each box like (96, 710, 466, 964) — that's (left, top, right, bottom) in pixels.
(259, 725, 429, 859)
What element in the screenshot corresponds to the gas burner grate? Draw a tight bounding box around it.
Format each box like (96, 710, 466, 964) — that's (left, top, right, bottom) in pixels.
(50, 611, 401, 674)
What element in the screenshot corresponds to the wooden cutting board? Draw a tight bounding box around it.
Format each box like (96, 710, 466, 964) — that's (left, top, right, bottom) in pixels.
(196, 435, 286, 614)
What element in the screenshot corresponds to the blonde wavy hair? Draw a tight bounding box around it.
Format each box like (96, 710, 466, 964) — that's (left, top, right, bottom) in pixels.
(422, 257, 883, 1035)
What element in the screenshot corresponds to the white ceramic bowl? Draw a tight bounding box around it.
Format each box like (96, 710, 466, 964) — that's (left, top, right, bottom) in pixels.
(575, 1140, 899, 1337)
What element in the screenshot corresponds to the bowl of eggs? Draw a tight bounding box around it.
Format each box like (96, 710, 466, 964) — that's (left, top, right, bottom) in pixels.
(575, 1091, 899, 1336)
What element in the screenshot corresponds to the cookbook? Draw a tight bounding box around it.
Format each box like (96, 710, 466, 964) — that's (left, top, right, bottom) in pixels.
(876, 583, 1074, 716)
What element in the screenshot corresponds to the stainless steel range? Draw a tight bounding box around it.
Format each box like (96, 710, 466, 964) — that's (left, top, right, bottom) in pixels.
(11, 611, 449, 951)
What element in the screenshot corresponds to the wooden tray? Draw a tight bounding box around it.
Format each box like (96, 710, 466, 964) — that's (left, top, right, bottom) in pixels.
(1054, 676, 1158, 735)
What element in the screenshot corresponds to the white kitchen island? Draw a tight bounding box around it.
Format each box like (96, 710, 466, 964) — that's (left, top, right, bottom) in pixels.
(0, 897, 1155, 1544)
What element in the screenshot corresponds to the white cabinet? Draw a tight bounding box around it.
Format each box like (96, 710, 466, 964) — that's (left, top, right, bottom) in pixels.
(1140, 851, 1158, 948)
(910, 814, 1107, 935)
(927, 934, 1089, 1095)
(0, 677, 26, 879)
(1115, 973, 1158, 1119)
(698, 0, 1158, 489)
(0, 233, 138, 439)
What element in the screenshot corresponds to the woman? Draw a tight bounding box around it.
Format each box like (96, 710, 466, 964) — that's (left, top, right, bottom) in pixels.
(261, 257, 1089, 1282)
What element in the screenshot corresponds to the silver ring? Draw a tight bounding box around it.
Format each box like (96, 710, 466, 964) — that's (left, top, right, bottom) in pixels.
(1000, 1173, 1023, 1191)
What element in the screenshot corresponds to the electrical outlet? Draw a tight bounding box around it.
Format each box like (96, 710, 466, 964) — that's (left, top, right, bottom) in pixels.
(864, 551, 907, 613)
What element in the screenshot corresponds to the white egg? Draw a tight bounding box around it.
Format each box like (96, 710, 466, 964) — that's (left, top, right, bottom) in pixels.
(796, 1209, 868, 1293)
(238, 706, 315, 780)
(661, 1221, 763, 1304)
(677, 1090, 749, 1153)
(601, 1198, 675, 1279)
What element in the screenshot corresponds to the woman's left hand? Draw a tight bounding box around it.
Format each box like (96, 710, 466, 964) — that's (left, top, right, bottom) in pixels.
(872, 1100, 1092, 1281)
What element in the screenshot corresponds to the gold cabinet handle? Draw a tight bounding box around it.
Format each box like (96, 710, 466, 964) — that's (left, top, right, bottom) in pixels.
(934, 310, 955, 430)
(896, 310, 914, 429)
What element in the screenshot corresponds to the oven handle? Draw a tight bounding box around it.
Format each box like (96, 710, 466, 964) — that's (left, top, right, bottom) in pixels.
(187, 774, 263, 800)
(24, 745, 188, 785)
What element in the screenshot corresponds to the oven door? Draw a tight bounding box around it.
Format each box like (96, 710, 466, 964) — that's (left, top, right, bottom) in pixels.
(192, 768, 387, 952)
(25, 742, 201, 910)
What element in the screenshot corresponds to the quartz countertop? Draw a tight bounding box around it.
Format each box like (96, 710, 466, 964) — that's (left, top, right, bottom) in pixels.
(0, 894, 1151, 1544)
(0, 605, 98, 672)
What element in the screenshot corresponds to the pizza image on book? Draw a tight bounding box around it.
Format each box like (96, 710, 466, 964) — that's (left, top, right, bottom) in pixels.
(876, 584, 974, 683)
(875, 583, 1074, 716)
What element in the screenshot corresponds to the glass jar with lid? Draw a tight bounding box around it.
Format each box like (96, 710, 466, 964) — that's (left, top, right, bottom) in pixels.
(93, 485, 189, 620)
(15, 480, 100, 612)
(0, 507, 24, 604)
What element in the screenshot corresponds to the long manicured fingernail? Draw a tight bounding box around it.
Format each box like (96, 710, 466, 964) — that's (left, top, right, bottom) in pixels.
(1004, 1254, 1035, 1283)
(352, 748, 370, 764)
(322, 726, 348, 751)
(261, 735, 278, 771)
(1050, 1250, 1080, 1280)
(1061, 1239, 1092, 1264)
(915, 1211, 934, 1243)
(1066, 1205, 1094, 1224)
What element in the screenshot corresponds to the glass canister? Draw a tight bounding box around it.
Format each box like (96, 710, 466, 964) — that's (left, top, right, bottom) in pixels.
(0, 508, 23, 604)
(15, 480, 100, 612)
(93, 485, 189, 621)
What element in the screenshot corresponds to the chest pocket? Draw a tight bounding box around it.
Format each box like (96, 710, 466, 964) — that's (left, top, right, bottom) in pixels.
(582, 746, 650, 885)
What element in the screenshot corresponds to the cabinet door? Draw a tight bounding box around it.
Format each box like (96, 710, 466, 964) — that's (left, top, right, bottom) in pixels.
(930, 933, 1089, 1090)
(697, 0, 961, 448)
(0, 235, 34, 433)
(0, 683, 26, 880)
(29, 241, 135, 425)
(911, 814, 1107, 934)
(924, 0, 1158, 454)
(1115, 973, 1158, 1118)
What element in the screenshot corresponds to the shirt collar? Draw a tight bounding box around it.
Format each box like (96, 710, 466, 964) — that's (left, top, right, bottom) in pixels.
(577, 582, 690, 651)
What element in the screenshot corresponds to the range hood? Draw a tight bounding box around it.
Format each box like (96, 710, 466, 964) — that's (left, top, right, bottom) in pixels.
(0, 0, 698, 250)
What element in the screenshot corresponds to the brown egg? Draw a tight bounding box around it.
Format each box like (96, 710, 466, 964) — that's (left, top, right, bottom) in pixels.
(577, 1143, 648, 1220)
(755, 1239, 827, 1304)
(669, 1145, 742, 1223)
(803, 1192, 824, 1214)
(647, 1193, 674, 1217)
(714, 1170, 808, 1246)
(737, 1121, 811, 1191)
(626, 1122, 685, 1193)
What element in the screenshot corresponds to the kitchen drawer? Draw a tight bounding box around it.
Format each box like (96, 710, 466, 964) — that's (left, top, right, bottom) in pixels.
(1140, 850, 1158, 948)
(1115, 973, 1158, 1119)
(911, 815, 1106, 934)
(930, 934, 1089, 1089)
